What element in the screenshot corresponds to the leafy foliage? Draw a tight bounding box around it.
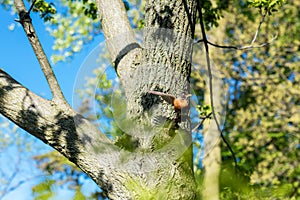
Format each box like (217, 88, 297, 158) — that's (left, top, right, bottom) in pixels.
(46, 0, 100, 63)
(247, 0, 285, 14)
(31, 0, 57, 22)
(0, 0, 14, 10)
(33, 150, 106, 199)
(32, 179, 55, 200)
(198, 0, 229, 29)
(200, 0, 300, 198)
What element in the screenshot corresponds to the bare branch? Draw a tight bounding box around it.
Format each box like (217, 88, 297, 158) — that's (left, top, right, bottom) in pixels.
(192, 112, 212, 133)
(238, 34, 277, 50)
(206, 40, 238, 49)
(14, 0, 67, 105)
(0, 174, 45, 199)
(27, 0, 36, 13)
(0, 153, 21, 198)
(250, 9, 267, 45)
(196, 34, 277, 50)
(195, 9, 277, 51)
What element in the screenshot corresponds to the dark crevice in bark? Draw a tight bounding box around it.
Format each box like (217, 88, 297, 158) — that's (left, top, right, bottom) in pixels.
(114, 42, 141, 70)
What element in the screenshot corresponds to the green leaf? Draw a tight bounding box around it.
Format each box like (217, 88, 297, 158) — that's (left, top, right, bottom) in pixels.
(32, 179, 55, 200)
(74, 188, 86, 200)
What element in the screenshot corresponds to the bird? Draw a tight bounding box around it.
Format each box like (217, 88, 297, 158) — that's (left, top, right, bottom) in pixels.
(148, 90, 191, 111)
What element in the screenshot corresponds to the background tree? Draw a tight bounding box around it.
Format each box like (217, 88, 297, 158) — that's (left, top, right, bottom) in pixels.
(192, 0, 300, 198)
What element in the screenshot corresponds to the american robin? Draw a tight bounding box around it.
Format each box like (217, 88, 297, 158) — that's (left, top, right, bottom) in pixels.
(148, 90, 191, 111)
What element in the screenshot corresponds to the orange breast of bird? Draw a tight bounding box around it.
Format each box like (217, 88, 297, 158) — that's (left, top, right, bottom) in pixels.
(173, 98, 189, 111)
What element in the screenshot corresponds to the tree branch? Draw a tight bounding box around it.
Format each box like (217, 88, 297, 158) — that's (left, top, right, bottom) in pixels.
(0, 69, 126, 195)
(238, 35, 277, 50)
(14, 0, 67, 105)
(0, 69, 113, 145)
(96, 0, 141, 79)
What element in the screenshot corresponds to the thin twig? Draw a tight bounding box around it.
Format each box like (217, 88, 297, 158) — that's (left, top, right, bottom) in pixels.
(197, 3, 237, 167)
(14, 0, 68, 106)
(195, 9, 276, 51)
(0, 174, 46, 200)
(1, 153, 21, 199)
(250, 9, 267, 45)
(207, 40, 238, 49)
(27, 0, 36, 13)
(192, 112, 212, 133)
(239, 34, 277, 50)
(196, 34, 277, 50)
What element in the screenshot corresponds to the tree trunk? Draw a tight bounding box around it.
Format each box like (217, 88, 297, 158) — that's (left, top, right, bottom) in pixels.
(201, 13, 230, 199)
(202, 75, 223, 200)
(105, 0, 199, 198)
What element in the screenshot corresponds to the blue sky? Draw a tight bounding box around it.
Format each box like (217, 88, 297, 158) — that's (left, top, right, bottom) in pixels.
(0, 5, 104, 200)
(0, 7, 103, 103)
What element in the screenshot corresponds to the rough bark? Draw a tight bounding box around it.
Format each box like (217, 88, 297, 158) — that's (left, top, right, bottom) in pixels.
(119, 0, 197, 198)
(0, 69, 128, 197)
(102, 0, 198, 198)
(125, 0, 197, 146)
